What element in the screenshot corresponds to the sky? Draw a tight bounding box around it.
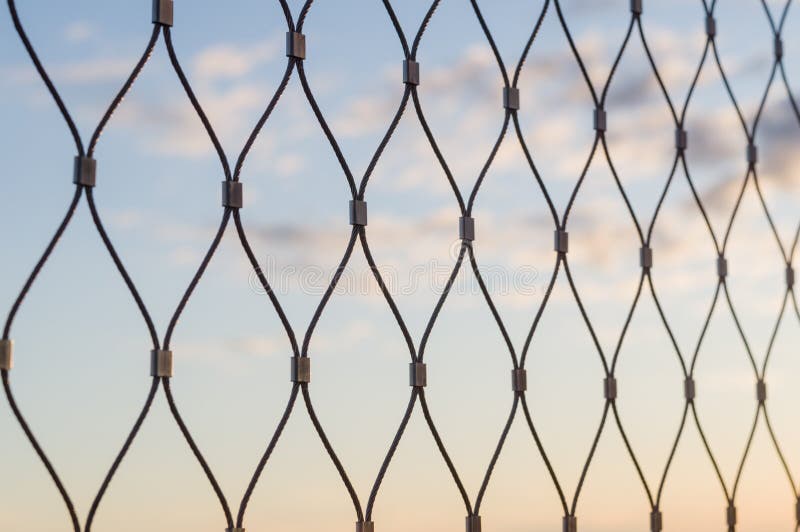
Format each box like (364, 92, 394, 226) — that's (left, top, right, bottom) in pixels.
(1, 0, 800, 531)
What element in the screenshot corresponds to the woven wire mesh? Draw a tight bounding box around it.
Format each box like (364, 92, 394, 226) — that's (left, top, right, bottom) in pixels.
(1, 0, 800, 531)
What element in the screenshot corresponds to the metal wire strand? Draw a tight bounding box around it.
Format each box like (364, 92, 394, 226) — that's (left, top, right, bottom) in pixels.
(2, 0, 800, 530)
(85, 379, 160, 531)
(2, 370, 81, 532)
(2, 6, 165, 531)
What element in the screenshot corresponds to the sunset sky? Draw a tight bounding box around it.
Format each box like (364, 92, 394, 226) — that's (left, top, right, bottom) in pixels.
(1, 1, 800, 531)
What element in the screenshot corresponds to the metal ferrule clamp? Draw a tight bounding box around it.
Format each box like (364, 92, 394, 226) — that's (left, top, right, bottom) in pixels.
(511, 368, 527, 392)
(705, 16, 717, 38)
(350, 200, 368, 227)
(152, 0, 173, 26)
(151, 349, 173, 378)
(593, 109, 607, 132)
(650, 509, 662, 532)
(684, 377, 696, 401)
(286, 32, 306, 60)
(291, 357, 311, 383)
(554, 230, 569, 254)
(747, 144, 758, 165)
(222, 181, 243, 209)
(503, 87, 520, 111)
(604, 377, 618, 401)
(403, 60, 419, 86)
(756, 380, 767, 403)
(459, 216, 475, 242)
(73, 156, 97, 187)
(726, 505, 737, 528)
(675, 129, 688, 151)
(640, 246, 653, 270)
(356, 522, 374, 532)
(409, 362, 427, 388)
(0, 339, 13, 371)
(717, 257, 728, 279)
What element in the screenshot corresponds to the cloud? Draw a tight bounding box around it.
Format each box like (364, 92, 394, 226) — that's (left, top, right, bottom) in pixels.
(326, 28, 718, 202)
(102, 34, 308, 160)
(307, 319, 375, 356)
(178, 320, 374, 368)
(230, 334, 283, 358)
(58, 58, 141, 85)
(168, 246, 203, 267)
(159, 84, 269, 157)
(107, 208, 217, 245)
(2, 35, 287, 159)
(63, 21, 93, 44)
(332, 44, 497, 140)
(107, 209, 145, 229)
(758, 96, 800, 181)
(274, 152, 306, 177)
(1, 56, 139, 86)
(192, 39, 281, 81)
(112, 81, 290, 158)
(103, 21, 799, 286)
(680, 93, 800, 221)
(334, 95, 399, 138)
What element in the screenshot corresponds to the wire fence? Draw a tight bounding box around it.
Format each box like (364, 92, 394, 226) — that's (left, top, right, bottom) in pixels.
(1, 0, 799, 531)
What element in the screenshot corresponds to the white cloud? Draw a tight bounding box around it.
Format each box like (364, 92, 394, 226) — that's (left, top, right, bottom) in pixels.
(59, 57, 140, 84)
(107, 209, 145, 229)
(63, 21, 93, 44)
(192, 38, 281, 81)
(104, 35, 309, 160)
(168, 246, 203, 267)
(232, 334, 283, 358)
(1, 56, 137, 86)
(178, 320, 374, 368)
(334, 96, 395, 138)
(275, 152, 306, 177)
(113, 82, 276, 158)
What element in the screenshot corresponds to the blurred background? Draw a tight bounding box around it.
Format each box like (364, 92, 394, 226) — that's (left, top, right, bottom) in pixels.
(1, 1, 799, 530)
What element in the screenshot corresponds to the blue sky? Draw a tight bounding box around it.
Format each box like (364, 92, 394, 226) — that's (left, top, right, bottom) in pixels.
(1, 1, 800, 531)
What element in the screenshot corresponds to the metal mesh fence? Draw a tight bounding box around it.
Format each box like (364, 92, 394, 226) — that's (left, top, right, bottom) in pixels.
(1, 0, 799, 531)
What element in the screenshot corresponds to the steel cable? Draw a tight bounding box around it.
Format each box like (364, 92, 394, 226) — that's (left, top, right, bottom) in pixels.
(1, 0, 799, 530)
